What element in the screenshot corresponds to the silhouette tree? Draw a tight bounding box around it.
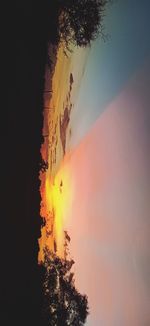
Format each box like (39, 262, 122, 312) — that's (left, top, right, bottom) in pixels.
(42, 247, 89, 325)
(57, 0, 109, 47)
(39, 158, 49, 173)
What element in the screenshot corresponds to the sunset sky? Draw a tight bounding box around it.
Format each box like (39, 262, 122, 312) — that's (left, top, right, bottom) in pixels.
(64, 61, 150, 325)
(2, 1, 150, 325)
(41, 0, 150, 324)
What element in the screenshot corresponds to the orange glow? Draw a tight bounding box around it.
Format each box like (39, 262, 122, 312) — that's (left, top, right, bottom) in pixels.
(38, 158, 73, 262)
(46, 163, 73, 255)
(38, 44, 74, 263)
(38, 43, 88, 263)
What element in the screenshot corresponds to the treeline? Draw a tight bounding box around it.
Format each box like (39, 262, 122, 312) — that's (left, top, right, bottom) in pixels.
(42, 247, 89, 326)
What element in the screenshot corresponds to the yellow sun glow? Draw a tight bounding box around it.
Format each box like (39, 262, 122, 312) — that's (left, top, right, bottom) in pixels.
(45, 161, 73, 257)
(38, 43, 88, 262)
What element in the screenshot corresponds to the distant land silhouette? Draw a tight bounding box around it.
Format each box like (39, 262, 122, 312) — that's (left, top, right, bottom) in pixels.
(1, 0, 109, 324)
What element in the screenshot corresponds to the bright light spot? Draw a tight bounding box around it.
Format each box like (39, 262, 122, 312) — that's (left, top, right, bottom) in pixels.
(45, 162, 73, 257)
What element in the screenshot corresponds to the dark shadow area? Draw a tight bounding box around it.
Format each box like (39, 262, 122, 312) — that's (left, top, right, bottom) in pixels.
(1, 1, 58, 325)
(1, 0, 105, 323)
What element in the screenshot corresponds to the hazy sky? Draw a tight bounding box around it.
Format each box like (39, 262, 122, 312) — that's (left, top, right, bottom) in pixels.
(46, 1, 150, 324)
(59, 1, 150, 324)
(68, 0, 150, 150)
(63, 61, 150, 325)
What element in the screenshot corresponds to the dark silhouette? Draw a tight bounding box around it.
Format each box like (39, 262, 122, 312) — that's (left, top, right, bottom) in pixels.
(40, 159, 49, 173)
(42, 247, 89, 325)
(1, 2, 59, 325)
(57, 0, 109, 47)
(60, 106, 71, 154)
(1, 0, 110, 324)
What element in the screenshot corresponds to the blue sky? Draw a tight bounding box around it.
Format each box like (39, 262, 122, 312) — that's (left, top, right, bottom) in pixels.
(69, 0, 150, 150)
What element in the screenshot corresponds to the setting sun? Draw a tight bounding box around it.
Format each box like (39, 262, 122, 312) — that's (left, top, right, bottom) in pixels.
(39, 156, 73, 261)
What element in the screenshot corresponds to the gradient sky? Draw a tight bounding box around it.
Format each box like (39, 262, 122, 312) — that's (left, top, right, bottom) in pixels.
(63, 60, 150, 325)
(43, 0, 150, 324)
(68, 0, 150, 151)
(58, 1, 150, 324)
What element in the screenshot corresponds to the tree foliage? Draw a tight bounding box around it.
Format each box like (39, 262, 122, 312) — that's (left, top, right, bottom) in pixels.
(40, 159, 49, 173)
(56, 0, 109, 47)
(42, 247, 89, 325)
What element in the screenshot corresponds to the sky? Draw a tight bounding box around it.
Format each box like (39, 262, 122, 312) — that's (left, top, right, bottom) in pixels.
(63, 61, 150, 325)
(41, 0, 150, 324)
(60, 1, 150, 324)
(68, 0, 150, 150)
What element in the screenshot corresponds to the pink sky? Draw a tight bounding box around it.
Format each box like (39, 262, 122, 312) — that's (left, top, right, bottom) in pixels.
(62, 62, 150, 325)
